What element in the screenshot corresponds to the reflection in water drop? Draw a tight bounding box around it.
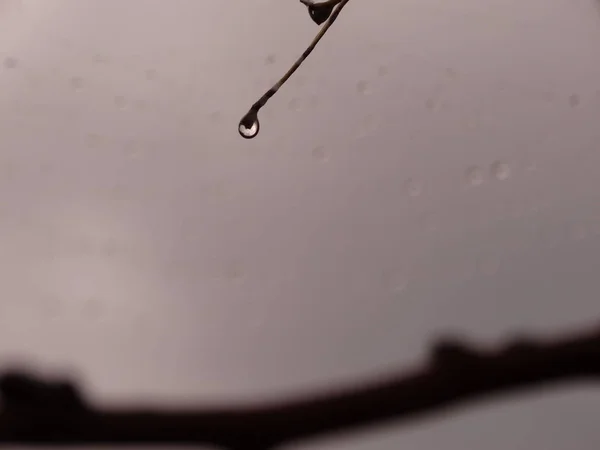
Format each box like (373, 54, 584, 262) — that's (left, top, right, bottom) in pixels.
(465, 166, 484, 186)
(239, 111, 260, 139)
(239, 120, 259, 139)
(491, 161, 511, 181)
(445, 67, 457, 79)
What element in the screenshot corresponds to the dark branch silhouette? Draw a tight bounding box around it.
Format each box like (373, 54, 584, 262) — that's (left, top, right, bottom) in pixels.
(238, 0, 351, 139)
(1, 323, 599, 448)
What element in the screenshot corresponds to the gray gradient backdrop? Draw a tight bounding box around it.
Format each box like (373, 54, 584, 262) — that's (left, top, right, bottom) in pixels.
(1, 0, 600, 448)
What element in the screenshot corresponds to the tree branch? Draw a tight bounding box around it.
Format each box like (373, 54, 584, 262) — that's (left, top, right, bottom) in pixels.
(1, 323, 599, 448)
(238, 0, 352, 139)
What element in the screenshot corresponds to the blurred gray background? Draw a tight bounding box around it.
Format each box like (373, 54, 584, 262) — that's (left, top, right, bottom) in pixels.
(1, 0, 600, 448)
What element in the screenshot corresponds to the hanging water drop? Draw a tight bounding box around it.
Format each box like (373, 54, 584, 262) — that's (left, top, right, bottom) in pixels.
(300, 0, 334, 25)
(238, 110, 260, 139)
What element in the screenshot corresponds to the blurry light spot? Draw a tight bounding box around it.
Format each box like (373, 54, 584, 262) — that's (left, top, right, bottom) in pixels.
(356, 80, 370, 95)
(3, 57, 18, 69)
(568, 94, 580, 108)
(69, 76, 84, 91)
(491, 161, 511, 181)
(465, 166, 484, 186)
(311, 145, 329, 163)
(405, 178, 422, 197)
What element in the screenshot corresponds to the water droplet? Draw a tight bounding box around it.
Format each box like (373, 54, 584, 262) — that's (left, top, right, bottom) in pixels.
(3, 57, 17, 69)
(567, 223, 587, 241)
(85, 133, 105, 148)
(568, 94, 580, 108)
(81, 296, 103, 320)
(93, 54, 108, 64)
(288, 98, 301, 111)
(239, 120, 259, 139)
(418, 212, 436, 232)
(224, 262, 245, 282)
(114, 95, 127, 109)
(265, 53, 277, 65)
(311, 145, 329, 162)
(525, 159, 537, 172)
(40, 295, 62, 318)
(134, 99, 148, 110)
(356, 80, 370, 95)
(491, 161, 511, 181)
(542, 91, 556, 103)
(478, 255, 501, 276)
(384, 271, 408, 294)
(465, 166, 484, 186)
(145, 69, 157, 81)
(38, 161, 52, 176)
(405, 178, 422, 197)
(298, 76, 309, 87)
(357, 114, 377, 138)
(377, 65, 389, 77)
(239, 110, 260, 139)
(69, 76, 84, 91)
(306, 2, 335, 25)
(425, 98, 440, 112)
(123, 141, 141, 159)
(445, 67, 457, 79)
